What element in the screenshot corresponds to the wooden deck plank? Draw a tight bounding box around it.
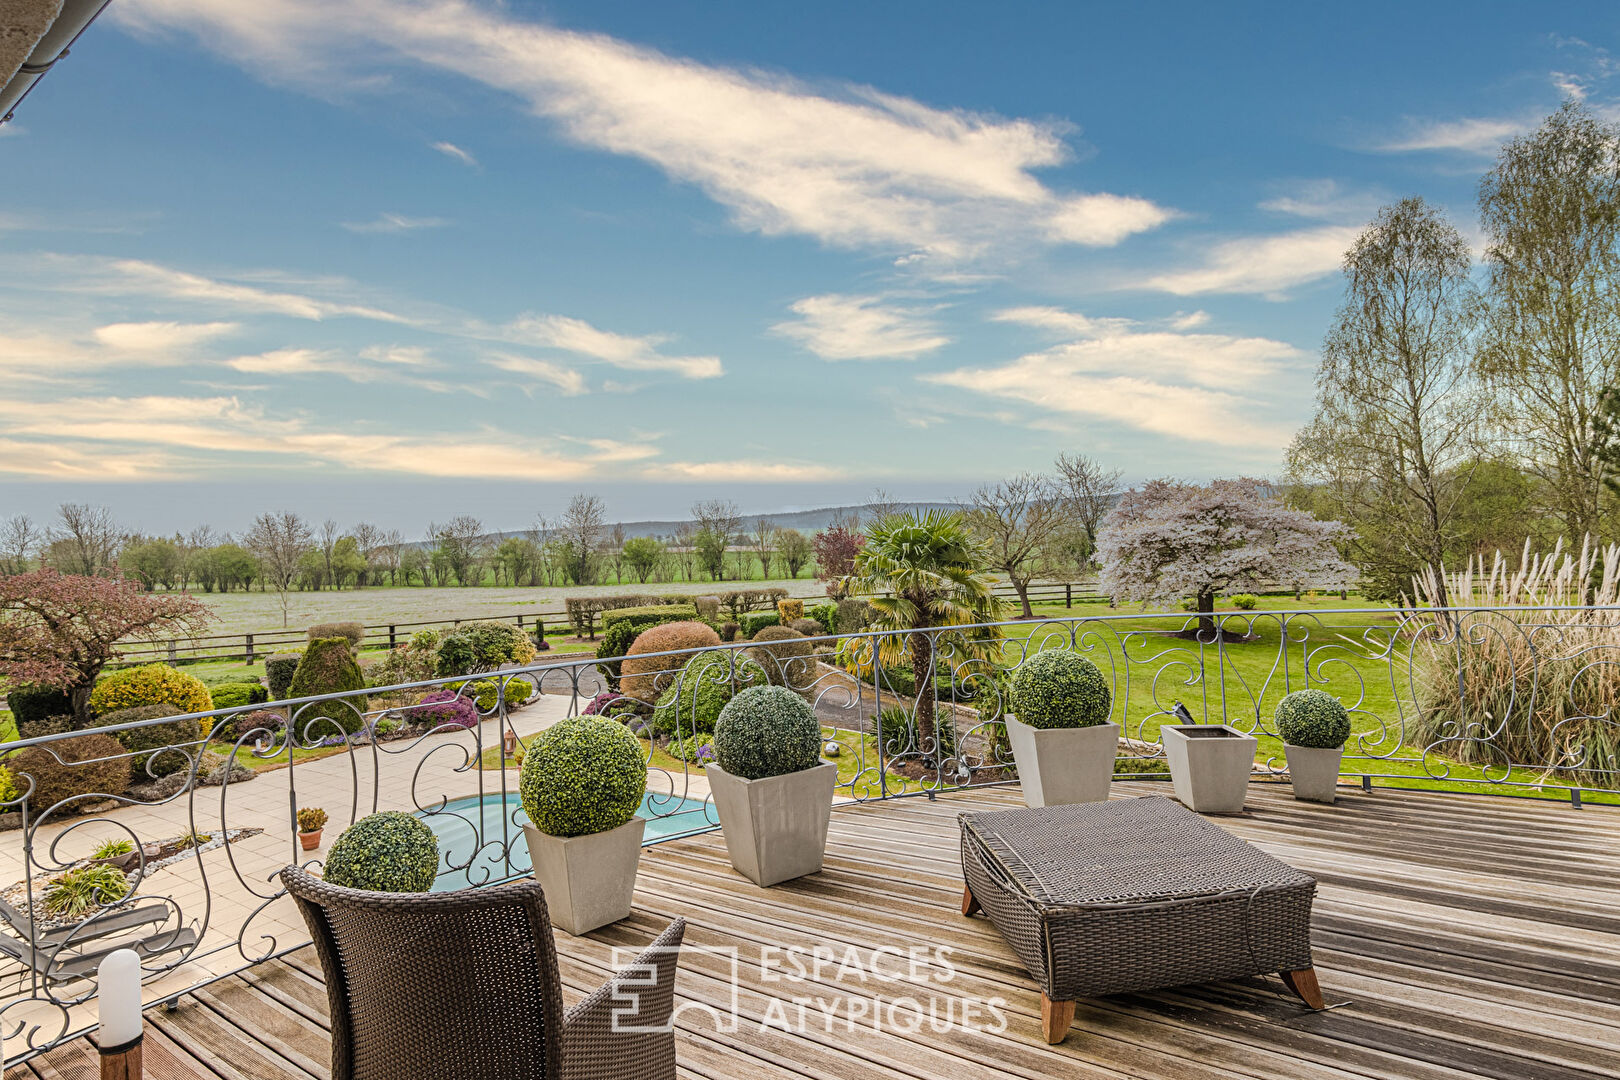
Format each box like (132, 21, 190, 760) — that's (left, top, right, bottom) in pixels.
(7, 782, 1616, 1080)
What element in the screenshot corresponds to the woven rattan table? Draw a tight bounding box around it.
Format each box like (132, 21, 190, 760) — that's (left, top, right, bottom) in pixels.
(960, 796, 1325, 1043)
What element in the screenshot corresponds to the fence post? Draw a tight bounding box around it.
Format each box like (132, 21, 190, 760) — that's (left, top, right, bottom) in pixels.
(1066, 583, 1072, 608)
(389, 624, 397, 650)
(245, 633, 255, 664)
(168, 640, 177, 662)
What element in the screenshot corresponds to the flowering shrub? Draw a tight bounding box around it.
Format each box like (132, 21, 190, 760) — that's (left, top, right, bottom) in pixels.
(584, 690, 623, 715)
(411, 690, 479, 730)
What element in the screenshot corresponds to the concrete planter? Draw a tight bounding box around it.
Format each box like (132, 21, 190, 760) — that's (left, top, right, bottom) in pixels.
(1284, 745, 1343, 804)
(522, 817, 645, 936)
(1161, 724, 1257, 814)
(704, 761, 837, 887)
(1004, 716, 1118, 807)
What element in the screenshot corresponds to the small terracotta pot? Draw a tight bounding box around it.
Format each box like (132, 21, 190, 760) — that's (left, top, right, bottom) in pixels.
(298, 829, 323, 851)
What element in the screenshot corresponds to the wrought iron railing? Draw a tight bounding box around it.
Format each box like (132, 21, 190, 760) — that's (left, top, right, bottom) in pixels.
(2, 604, 1617, 1062)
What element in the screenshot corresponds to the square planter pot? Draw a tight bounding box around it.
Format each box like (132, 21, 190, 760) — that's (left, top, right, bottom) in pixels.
(523, 816, 645, 936)
(1160, 724, 1257, 814)
(1004, 716, 1118, 807)
(704, 761, 837, 886)
(1284, 745, 1343, 804)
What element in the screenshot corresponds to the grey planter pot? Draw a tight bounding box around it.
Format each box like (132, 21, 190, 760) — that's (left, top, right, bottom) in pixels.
(1284, 744, 1343, 803)
(1004, 715, 1118, 807)
(1160, 724, 1257, 814)
(522, 817, 645, 936)
(704, 761, 837, 886)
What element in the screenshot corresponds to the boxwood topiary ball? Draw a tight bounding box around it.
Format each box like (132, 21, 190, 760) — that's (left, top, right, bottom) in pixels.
(324, 811, 439, 893)
(1008, 650, 1112, 729)
(1274, 689, 1351, 749)
(713, 685, 821, 781)
(519, 716, 647, 837)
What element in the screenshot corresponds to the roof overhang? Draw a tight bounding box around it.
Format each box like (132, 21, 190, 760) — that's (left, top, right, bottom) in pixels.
(1, 0, 113, 125)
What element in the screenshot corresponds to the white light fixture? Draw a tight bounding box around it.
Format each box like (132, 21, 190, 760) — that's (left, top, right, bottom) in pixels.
(96, 948, 144, 1078)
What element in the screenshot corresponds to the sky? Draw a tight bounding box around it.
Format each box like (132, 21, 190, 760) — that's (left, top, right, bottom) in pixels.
(2, 0, 1618, 535)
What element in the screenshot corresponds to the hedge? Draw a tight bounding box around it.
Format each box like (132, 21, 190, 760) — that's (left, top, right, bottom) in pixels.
(739, 611, 780, 637)
(6, 686, 71, 731)
(307, 621, 364, 649)
(602, 604, 699, 632)
(651, 651, 768, 737)
(808, 603, 837, 635)
(563, 593, 682, 638)
(265, 654, 302, 699)
(210, 682, 269, 710)
(434, 621, 537, 677)
(717, 588, 790, 620)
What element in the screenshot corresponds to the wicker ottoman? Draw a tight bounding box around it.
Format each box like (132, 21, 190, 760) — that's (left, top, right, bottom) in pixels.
(960, 796, 1324, 1043)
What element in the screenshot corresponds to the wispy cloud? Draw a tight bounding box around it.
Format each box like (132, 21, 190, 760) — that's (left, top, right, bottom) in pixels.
(772, 294, 950, 361)
(91, 320, 240, 351)
(225, 346, 473, 394)
(431, 140, 478, 166)
(501, 314, 722, 379)
(1133, 225, 1358, 298)
(927, 307, 1303, 448)
(1374, 115, 1531, 155)
(642, 460, 843, 482)
(0, 321, 241, 379)
(340, 212, 450, 234)
(484, 353, 588, 396)
(113, 0, 1171, 262)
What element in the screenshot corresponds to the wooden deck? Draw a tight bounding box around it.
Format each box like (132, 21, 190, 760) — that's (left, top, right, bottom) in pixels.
(8, 781, 1619, 1080)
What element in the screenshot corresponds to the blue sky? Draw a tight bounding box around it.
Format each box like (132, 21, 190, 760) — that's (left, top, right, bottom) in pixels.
(2, 1, 1616, 534)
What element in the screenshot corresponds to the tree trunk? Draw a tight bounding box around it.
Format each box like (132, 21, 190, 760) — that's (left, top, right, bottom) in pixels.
(1197, 590, 1216, 639)
(69, 682, 94, 729)
(1013, 578, 1033, 619)
(908, 630, 936, 753)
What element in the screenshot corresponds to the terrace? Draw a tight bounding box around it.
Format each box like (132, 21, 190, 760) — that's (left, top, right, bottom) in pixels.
(2, 607, 1618, 1078)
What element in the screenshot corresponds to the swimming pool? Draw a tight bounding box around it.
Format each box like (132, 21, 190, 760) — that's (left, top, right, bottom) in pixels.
(419, 791, 714, 891)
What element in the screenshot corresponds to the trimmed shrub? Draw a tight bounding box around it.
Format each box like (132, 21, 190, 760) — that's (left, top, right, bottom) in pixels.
(651, 651, 768, 737)
(0, 765, 16, 804)
(9, 733, 132, 810)
(621, 622, 721, 702)
(370, 630, 441, 687)
(297, 807, 327, 833)
(209, 682, 269, 710)
(595, 620, 641, 691)
(90, 664, 211, 718)
(307, 621, 364, 649)
(518, 716, 647, 837)
(694, 595, 721, 621)
(410, 690, 479, 730)
(6, 685, 72, 731)
(716, 588, 790, 619)
(435, 621, 537, 677)
(713, 685, 822, 781)
(739, 611, 780, 637)
(718, 622, 740, 642)
(746, 625, 816, 690)
(789, 617, 824, 638)
(835, 598, 874, 634)
(324, 811, 439, 893)
(265, 653, 303, 699)
(448, 677, 534, 711)
(583, 690, 623, 715)
(1230, 594, 1259, 610)
(809, 603, 837, 635)
(601, 604, 698, 632)
(564, 593, 679, 638)
(1008, 651, 1112, 730)
(218, 709, 285, 743)
(286, 638, 368, 735)
(19, 714, 72, 740)
(777, 598, 805, 622)
(95, 704, 202, 779)
(1274, 689, 1351, 749)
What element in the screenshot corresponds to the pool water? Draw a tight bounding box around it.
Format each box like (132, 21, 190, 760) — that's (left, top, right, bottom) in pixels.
(419, 791, 713, 891)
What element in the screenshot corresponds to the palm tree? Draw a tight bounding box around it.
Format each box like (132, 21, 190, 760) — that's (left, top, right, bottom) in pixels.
(843, 510, 1006, 753)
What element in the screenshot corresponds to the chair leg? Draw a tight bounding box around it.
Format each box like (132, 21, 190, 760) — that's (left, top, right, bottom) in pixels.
(960, 885, 981, 917)
(1280, 967, 1326, 1010)
(1040, 993, 1076, 1044)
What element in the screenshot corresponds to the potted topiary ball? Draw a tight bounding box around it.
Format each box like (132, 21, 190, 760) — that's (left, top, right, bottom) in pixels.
(323, 811, 439, 892)
(1004, 651, 1117, 807)
(1274, 689, 1351, 803)
(518, 716, 648, 935)
(705, 685, 835, 887)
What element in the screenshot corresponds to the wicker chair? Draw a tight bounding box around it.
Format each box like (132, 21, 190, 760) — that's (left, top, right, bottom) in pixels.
(280, 866, 685, 1080)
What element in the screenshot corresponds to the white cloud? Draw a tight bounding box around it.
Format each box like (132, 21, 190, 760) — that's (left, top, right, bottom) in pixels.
(485, 353, 588, 396)
(358, 344, 434, 366)
(431, 140, 478, 166)
(927, 308, 1303, 448)
(340, 212, 450, 234)
(501, 314, 722, 379)
(1134, 225, 1358, 298)
(1257, 179, 1381, 223)
(112, 0, 1171, 261)
(772, 294, 950, 361)
(1169, 310, 1209, 330)
(1375, 115, 1529, 155)
(91, 320, 239, 350)
(642, 460, 843, 482)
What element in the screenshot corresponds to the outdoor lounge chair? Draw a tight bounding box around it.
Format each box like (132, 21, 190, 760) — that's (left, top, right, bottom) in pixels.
(0, 895, 197, 987)
(280, 866, 685, 1080)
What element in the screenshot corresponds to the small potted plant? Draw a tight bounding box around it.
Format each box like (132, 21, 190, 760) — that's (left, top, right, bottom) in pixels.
(1004, 651, 1116, 807)
(519, 716, 648, 935)
(1160, 703, 1258, 813)
(323, 811, 439, 892)
(705, 685, 836, 887)
(1274, 689, 1351, 803)
(297, 807, 328, 850)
